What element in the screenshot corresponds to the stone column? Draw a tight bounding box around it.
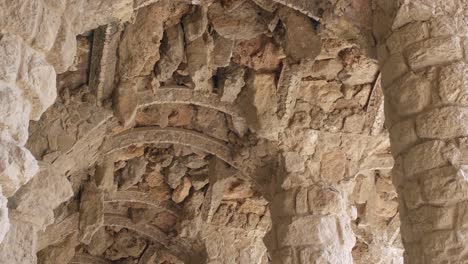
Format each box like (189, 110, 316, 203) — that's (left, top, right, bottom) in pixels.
(266, 183, 355, 264)
(262, 134, 360, 264)
(375, 1, 468, 262)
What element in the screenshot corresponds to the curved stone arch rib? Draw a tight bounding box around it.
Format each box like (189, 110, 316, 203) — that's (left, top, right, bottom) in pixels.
(138, 87, 246, 124)
(104, 190, 182, 217)
(70, 254, 110, 264)
(104, 127, 237, 169)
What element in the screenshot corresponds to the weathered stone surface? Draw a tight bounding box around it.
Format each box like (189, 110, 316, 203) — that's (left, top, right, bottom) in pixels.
(182, 5, 208, 42)
(9, 162, 73, 229)
(37, 233, 78, 264)
(113, 80, 139, 127)
(85, 227, 113, 256)
(309, 59, 344, 80)
(89, 23, 120, 102)
(0, 34, 56, 120)
(208, 1, 269, 40)
(0, 141, 38, 197)
(172, 177, 192, 203)
(0, 83, 30, 145)
(105, 229, 147, 260)
(186, 33, 214, 92)
(385, 71, 432, 116)
(219, 65, 245, 103)
(155, 23, 185, 82)
(118, 156, 148, 190)
(118, 2, 165, 79)
(405, 36, 463, 70)
(416, 107, 468, 139)
(386, 22, 428, 54)
(240, 73, 280, 140)
(79, 182, 104, 244)
(0, 213, 37, 264)
(279, 7, 321, 62)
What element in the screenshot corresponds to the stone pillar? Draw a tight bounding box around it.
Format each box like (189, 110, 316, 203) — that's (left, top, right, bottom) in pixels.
(375, 1, 468, 262)
(263, 134, 360, 264)
(266, 184, 355, 264)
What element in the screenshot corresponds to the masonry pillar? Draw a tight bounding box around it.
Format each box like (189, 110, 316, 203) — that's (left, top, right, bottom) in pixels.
(374, 0, 468, 262)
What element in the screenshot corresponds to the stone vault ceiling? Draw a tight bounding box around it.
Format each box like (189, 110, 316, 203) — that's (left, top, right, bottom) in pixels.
(2, 0, 465, 264)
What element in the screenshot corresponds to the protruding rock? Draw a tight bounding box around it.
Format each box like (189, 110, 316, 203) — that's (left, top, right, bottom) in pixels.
(279, 7, 321, 62)
(208, 1, 269, 40)
(155, 24, 185, 82)
(186, 33, 214, 92)
(89, 23, 121, 103)
(166, 161, 188, 189)
(219, 65, 246, 103)
(8, 162, 73, 229)
(0, 212, 37, 264)
(212, 33, 235, 68)
(118, 156, 148, 190)
(182, 5, 208, 42)
(0, 141, 38, 197)
(172, 177, 192, 203)
(0, 83, 30, 145)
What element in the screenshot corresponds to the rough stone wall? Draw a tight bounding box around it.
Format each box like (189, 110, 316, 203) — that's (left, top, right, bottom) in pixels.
(2, 0, 456, 263)
(374, 0, 468, 263)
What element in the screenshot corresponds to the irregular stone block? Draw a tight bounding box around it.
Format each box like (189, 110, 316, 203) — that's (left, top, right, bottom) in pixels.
(8, 162, 73, 230)
(46, 18, 77, 74)
(405, 36, 463, 71)
(279, 7, 321, 62)
(0, 34, 56, 120)
(380, 53, 409, 88)
(0, 212, 37, 264)
(0, 83, 30, 145)
(420, 166, 468, 205)
(386, 71, 432, 116)
(186, 33, 214, 92)
(89, 23, 120, 102)
(416, 106, 468, 139)
(182, 5, 208, 42)
(389, 119, 418, 156)
(208, 1, 269, 40)
(386, 21, 428, 54)
(155, 23, 185, 82)
(438, 62, 467, 103)
(403, 140, 447, 177)
(0, 141, 38, 197)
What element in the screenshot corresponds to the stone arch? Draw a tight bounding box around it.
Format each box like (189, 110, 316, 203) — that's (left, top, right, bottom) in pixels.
(104, 190, 182, 217)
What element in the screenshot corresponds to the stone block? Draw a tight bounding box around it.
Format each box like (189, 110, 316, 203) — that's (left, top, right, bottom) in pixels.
(420, 166, 468, 205)
(429, 16, 459, 37)
(405, 36, 463, 70)
(276, 215, 338, 247)
(389, 119, 418, 156)
(438, 62, 467, 103)
(320, 151, 346, 184)
(403, 140, 447, 177)
(386, 21, 428, 54)
(308, 186, 343, 215)
(386, 71, 432, 116)
(416, 106, 468, 139)
(0, 141, 38, 197)
(380, 53, 408, 88)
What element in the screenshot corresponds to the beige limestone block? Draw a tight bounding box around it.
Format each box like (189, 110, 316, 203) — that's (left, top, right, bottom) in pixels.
(385, 71, 432, 116)
(416, 107, 468, 139)
(405, 36, 463, 71)
(8, 162, 73, 230)
(0, 212, 37, 264)
(208, 1, 269, 40)
(0, 141, 38, 197)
